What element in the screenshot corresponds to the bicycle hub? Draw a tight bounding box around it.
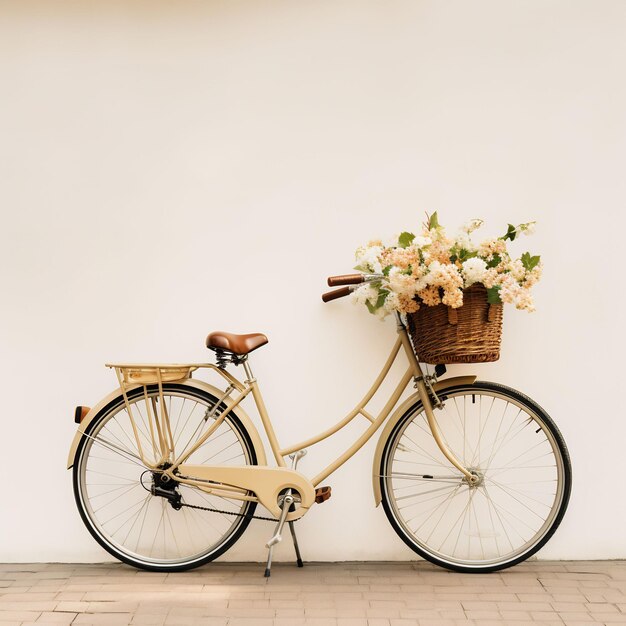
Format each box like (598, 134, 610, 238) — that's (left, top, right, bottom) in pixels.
(151, 469, 182, 510)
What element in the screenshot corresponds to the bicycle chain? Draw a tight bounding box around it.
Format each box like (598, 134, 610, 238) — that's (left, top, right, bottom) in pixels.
(180, 501, 278, 522)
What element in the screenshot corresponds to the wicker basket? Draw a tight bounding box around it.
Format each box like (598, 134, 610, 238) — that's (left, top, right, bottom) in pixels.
(407, 284, 503, 364)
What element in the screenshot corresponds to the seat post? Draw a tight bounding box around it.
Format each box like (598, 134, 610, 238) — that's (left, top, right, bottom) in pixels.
(242, 358, 255, 383)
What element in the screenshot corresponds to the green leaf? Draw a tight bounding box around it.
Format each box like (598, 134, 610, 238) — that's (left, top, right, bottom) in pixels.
(486, 286, 502, 304)
(377, 289, 389, 305)
(501, 223, 517, 242)
(456, 248, 476, 262)
(382, 265, 393, 277)
(486, 253, 502, 269)
(428, 211, 440, 230)
(353, 263, 368, 272)
(366, 289, 389, 314)
(398, 231, 415, 248)
(521, 252, 541, 272)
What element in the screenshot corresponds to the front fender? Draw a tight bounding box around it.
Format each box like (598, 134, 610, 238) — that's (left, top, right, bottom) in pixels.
(371, 375, 477, 506)
(67, 379, 268, 469)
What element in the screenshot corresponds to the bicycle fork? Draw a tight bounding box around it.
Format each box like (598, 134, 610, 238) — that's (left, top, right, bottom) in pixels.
(413, 376, 478, 485)
(264, 449, 306, 577)
(396, 314, 478, 486)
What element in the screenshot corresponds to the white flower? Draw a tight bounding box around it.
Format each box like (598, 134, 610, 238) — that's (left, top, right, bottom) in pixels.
(352, 217, 540, 318)
(425, 261, 463, 289)
(425, 260, 443, 282)
(499, 275, 521, 304)
(413, 275, 429, 292)
(518, 221, 536, 236)
(383, 292, 400, 312)
(351, 284, 378, 306)
(462, 218, 484, 234)
(482, 268, 499, 288)
(387, 267, 417, 296)
(523, 263, 542, 287)
(455, 232, 477, 253)
(413, 236, 432, 248)
(478, 238, 507, 259)
(442, 287, 463, 308)
(374, 306, 390, 320)
(355, 246, 383, 274)
(515, 290, 535, 312)
(461, 257, 488, 286)
(509, 259, 526, 281)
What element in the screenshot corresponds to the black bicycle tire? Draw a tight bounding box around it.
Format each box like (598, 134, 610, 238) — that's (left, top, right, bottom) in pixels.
(379, 380, 572, 573)
(72, 383, 258, 572)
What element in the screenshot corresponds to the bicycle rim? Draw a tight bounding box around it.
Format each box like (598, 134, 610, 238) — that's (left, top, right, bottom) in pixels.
(74, 384, 257, 570)
(380, 382, 571, 571)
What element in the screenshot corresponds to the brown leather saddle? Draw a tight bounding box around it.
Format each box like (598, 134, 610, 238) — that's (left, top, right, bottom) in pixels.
(206, 331, 268, 356)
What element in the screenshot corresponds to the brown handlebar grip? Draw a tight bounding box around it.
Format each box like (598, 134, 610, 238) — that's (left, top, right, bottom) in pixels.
(322, 286, 352, 302)
(327, 274, 365, 287)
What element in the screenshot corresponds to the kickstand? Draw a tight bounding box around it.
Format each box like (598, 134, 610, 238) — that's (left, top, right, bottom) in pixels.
(263, 449, 307, 578)
(287, 450, 306, 568)
(288, 521, 303, 567)
(264, 493, 293, 578)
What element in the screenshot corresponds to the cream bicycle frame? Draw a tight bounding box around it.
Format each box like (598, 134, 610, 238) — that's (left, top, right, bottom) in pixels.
(97, 318, 476, 519)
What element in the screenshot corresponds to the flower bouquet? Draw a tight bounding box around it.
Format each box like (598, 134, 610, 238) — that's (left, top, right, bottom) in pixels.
(352, 213, 542, 363)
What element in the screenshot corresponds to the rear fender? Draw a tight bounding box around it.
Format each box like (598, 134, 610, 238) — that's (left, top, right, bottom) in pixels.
(67, 379, 268, 469)
(371, 375, 477, 506)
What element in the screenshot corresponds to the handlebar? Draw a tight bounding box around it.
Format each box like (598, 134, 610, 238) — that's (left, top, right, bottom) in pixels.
(327, 274, 365, 287)
(322, 274, 383, 302)
(322, 272, 383, 303)
(322, 286, 352, 302)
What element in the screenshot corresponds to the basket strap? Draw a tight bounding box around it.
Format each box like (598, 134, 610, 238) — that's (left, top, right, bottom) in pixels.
(487, 304, 496, 322)
(447, 307, 458, 325)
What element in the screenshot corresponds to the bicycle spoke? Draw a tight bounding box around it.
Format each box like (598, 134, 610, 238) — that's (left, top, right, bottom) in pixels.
(199, 437, 242, 465)
(402, 427, 450, 468)
(384, 386, 567, 569)
(77, 387, 255, 567)
(121, 495, 151, 546)
(487, 477, 555, 506)
(416, 483, 463, 537)
(100, 491, 146, 526)
(480, 483, 516, 552)
(86, 469, 137, 483)
(446, 489, 475, 555)
(397, 484, 460, 506)
(91, 429, 144, 465)
(487, 479, 550, 522)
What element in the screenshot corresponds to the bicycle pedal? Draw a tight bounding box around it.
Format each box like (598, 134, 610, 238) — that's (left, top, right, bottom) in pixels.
(315, 486, 332, 504)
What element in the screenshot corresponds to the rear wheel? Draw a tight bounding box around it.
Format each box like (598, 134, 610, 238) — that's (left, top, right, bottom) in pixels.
(73, 383, 258, 571)
(380, 381, 571, 572)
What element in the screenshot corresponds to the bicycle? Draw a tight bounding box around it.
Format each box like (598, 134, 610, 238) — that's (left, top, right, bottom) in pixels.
(67, 273, 571, 576)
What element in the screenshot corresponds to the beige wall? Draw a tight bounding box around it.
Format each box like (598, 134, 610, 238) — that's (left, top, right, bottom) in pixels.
(1, 0, 625, 561)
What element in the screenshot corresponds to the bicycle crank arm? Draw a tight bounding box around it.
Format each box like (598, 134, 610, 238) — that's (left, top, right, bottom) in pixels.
(175, 465, 316, 520)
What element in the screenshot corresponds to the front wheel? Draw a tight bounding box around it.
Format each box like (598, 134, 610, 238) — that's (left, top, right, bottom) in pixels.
(380, 381, 571, 573)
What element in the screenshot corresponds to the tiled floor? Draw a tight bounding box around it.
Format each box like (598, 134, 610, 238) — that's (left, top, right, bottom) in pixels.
(0, 561, 625, 626)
